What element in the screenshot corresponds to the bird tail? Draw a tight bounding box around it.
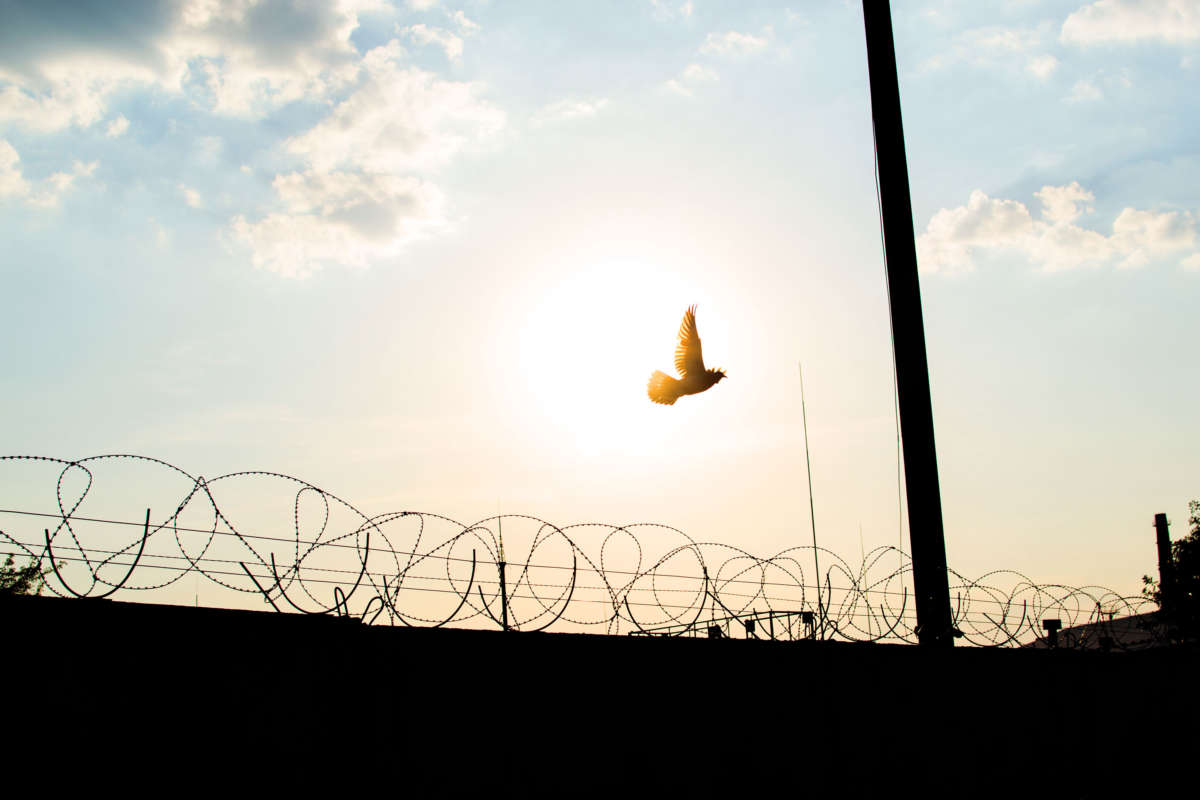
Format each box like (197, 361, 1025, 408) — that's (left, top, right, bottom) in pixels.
(647, 370, 681, 405)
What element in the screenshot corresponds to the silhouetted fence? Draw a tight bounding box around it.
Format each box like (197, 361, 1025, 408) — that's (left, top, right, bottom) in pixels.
(0, 454, 1160, 648)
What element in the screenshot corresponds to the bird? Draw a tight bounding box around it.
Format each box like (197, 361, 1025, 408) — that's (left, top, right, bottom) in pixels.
(647, 305, 727, 405)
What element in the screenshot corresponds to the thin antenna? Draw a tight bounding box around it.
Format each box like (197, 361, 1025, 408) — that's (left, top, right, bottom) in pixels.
(798, 363, 822, 623)
(859, 522, 865, 567)
(496, 499, 506, 562)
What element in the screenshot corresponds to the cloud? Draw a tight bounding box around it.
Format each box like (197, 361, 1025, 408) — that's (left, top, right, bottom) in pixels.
(231, 170, 444, 277)
(31, 159, 98, 208)
(0, 139, 31, 198)
(1026, 54, 1059, 79)
(650, 1, 694, 21)
(1066, 78, 1103, 102)
(921, 24, 1058, 79)
(664, 62, 719, 96)
(398, 23, 464, 61)
(1183, 253, 1200, 271)
(287, 41, 504, 175)
(917, 190, 1036, 273)
(179, 183, 203, 208)
(1034, 182, 1094, 223)
(0, 0, 377, 129)
(0, 139, 96, 208)
(167, 0, 373, 116)
(532, 97, 609, 126)
(699, 30, 770, 57)
(1062, 0, 1200, 45)
(105, 114, 130, 138)
(0, 64, 145, 132)
(233, 39, 500, 277)
(917, 184, 1198, 273)
(448, 10, 480, 35)
(1110, 207, 1197, 268)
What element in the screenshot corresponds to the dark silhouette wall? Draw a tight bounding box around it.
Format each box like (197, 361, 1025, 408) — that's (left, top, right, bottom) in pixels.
(4, 595, 1194, 791)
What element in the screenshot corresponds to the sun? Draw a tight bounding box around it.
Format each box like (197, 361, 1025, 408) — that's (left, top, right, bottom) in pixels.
(511, 259, 721, 460)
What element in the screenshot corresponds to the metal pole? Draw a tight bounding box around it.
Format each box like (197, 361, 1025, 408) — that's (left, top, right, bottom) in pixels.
(1154, 513, 1173, 618)
(498, 516, 509, 631)
(862, 0, 954, 646)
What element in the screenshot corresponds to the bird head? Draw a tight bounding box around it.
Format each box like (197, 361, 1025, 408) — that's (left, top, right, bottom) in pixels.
(712, 368, 727, 383)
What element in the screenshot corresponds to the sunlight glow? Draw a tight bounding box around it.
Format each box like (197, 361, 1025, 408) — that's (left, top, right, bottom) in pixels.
(513, 259, 727, 460)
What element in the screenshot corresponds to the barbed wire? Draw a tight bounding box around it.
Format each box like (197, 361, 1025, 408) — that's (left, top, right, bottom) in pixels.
(0, 454, 1163, 648)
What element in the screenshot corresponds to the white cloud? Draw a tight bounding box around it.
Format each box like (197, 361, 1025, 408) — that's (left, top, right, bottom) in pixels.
(921, 24, 1058, 79)
(1026, 54, 1059, 79)
(1024, 218, 1115, 270)
(1066, 78, 1103, 102)
(29, 160, 98, 208)
(917, 184, 1199, 274)
(532, 97, 610, 126)
(1182, 253, 1200, 271)
(179, 183, 204, 209)
(917, 190, 1036, 274)
(233, 38, 500, 278)
(231, 170, 445, 278)
(665, 62, 719, 96)
(1110, 207, 1197, 268)
(974, 27, 1040, 52)
(651, 1, 694, 21)
(399, 23, 464, 61)
(1062, 0, 1200, 45)
(287, 42, 504, 175)
(172, 0, 371, 116)
(0, 63, 147, 132)
(681, 63, 719, 82)
(0, 140, 96, 208)
(105, 114, 130, 138)
(699, 30, 770, 57)
(1034, 181, 1094, 224)
(0, 139, 30, 198)
(0, 0, 377, 129)
(449, 10, 480, 35)
(407, 0, 439, 9)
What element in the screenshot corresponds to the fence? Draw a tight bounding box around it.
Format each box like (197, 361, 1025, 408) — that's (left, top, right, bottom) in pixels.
(0, 454, 1161, 648)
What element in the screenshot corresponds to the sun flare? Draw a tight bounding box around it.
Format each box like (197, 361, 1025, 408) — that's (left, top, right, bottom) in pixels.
(513, 259, 727, 459)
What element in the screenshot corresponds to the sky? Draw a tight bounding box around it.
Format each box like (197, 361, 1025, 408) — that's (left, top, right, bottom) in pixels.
(1, 0, 1198, 611)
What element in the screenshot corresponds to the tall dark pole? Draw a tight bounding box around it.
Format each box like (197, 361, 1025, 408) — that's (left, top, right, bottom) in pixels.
(1155, 513, 1173, 618)
(862, 1, 955, 647)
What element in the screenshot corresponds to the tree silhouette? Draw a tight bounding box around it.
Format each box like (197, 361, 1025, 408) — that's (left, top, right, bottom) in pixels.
(0, 554, 50, 596)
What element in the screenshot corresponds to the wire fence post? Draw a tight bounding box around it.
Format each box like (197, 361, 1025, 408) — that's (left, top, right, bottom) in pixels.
(498, 518, 509, 631)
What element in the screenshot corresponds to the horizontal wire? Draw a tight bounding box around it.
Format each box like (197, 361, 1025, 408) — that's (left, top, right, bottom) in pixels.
(6, 548, 1107, 632)
(0, 534, 1141, 618)
(6, 508, 1116, 613)
(2, 506, 913, 593)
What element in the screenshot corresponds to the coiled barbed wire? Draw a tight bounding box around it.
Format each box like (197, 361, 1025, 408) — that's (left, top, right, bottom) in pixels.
(0, 454, 1162, 648)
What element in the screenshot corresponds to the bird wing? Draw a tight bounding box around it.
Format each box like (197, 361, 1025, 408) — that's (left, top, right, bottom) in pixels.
(673, 305, 706, 378)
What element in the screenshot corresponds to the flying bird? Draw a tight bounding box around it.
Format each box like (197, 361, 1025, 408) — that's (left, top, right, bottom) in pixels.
(647, 305, 727, 405)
